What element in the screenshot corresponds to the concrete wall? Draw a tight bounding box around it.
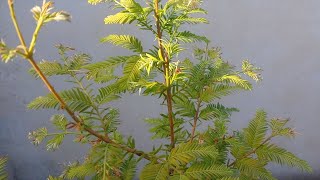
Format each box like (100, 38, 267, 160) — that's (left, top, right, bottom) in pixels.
(1, 0, 320, 179)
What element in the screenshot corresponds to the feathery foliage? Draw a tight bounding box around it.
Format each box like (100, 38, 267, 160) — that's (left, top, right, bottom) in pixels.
(1, 0, 312, 179)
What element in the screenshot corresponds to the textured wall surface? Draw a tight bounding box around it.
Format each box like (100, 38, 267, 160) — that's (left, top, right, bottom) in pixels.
(1, 0, 320, 179)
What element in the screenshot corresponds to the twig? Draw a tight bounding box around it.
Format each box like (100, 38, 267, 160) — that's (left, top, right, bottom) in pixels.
(7, 0, 156, 162)
(228, 135, 273, 167)
(190, 97, 202, 142)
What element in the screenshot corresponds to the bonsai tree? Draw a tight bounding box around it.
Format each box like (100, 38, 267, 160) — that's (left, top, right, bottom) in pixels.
(0, 0, 312, 179)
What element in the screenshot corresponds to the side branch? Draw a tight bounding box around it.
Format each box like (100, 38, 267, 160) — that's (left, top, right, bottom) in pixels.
(228, 135, 273, 167)
(7, 0, 156, 162)
(190, 97, 202, 142)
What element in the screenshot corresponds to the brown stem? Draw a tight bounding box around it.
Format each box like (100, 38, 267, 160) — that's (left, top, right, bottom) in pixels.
(154, 0, 175, 148)
(190, 97, 202, 142)
(29, 55, 154, 160)
(8, 0, 155, 162)
(228, 135, 273, 167)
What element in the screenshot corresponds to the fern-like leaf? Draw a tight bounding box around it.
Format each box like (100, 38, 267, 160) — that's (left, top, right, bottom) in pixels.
(83, 55, 131, 81)
(244, 110, 268, 148)
(119, 0, 143, 13)
(29, 61, 66, 77)
(219, 75, 252, 90)
(235, 158, 275, 180)
(65, 163, 96, 179)
(28, 88, 93, 112)
(185, 164, 233, 179)
(104, 12, 136, 24)
(46, 134, 65, 151)
(175, 31, 209, 43)
(115, 55, 144, 89)
(173, 95, 196, 117)
(120, 157, 137, 180)
(96, 86, 121, 104)
(27, 95, 59, 110)
(256, 144, 312, 173)
(199, 103, 237, 120)
(140, 163, 169, 180)
(175, 17, 208, 24)
(51, 114, 68, 131)
(169, 142, 218, 166)
(101, 34, 143, 53)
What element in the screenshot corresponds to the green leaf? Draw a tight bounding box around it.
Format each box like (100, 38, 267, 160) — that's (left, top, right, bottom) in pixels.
(101, 34, 143, 53)
(29, 60, 67, 78)
(120, 157, 137, 180)
(96, 86, 121, 104)
(269, 118, 296, 137)
(0, 40, 19, 63)
(199, 103, 237, 120)
(83, 55, 131, 81)
(145, 117, 185, 140)
(256, 144, 312, 173)
(28, 88, 93, 112)
(140, 163, 169, 180)
(175, 31, 209, 43)
(185, 164, 233, 179)
(27, 95, 59, 110)
(173, 95, 195, 118)
(242, 60, 262, 82)
(104, 12, 136, 24)
(46, 134, 65, 151)
(115, 55, 144, 89)
(28, 127, 48, 146)
(169, 142, 218, 166)
(60, 88, 93, 112)
(119, 0, 143, 13)
(219, 75, 252, 90)
(31, 2, 71, 23)
(51, 114, 68, 131)
(65, 163, 96, 179)
(235, 158, 276, 180)
(174, 17, 208, 24)
(244, 110, 268, 148)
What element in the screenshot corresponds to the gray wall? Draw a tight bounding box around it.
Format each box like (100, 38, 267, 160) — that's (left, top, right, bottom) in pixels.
(1, 0, 320, 179)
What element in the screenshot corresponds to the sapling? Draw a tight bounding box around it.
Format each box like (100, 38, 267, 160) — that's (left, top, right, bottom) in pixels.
(0, 0, 312, 179)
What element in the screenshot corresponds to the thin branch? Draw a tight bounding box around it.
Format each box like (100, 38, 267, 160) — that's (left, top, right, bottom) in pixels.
(154, 0, 175, 149)
(28, 16, 43, 55)
(190, 97, 202, 142)
(228, 135, 274, 167)
(8, 0, 28, 53)
(7, 0, 157, 162)
(71, 74, 109, 137)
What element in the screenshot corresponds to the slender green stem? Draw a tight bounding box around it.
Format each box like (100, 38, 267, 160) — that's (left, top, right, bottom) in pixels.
(190, 97, 202, 142)
(28, 17, 43, 55)
(154, 0, 175, 149)
(8, 0, 28, 54)
(46, 132, 80, 137)
(72, 74, 109, 137)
